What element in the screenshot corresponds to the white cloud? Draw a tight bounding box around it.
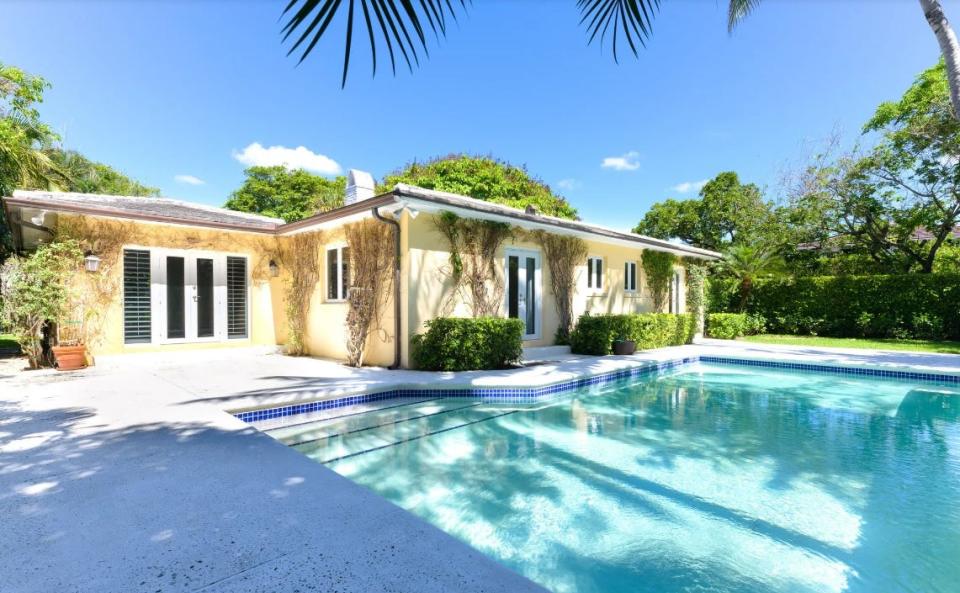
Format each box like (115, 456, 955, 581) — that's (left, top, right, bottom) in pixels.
(671, 179, 709, 194)
(556, 178, 580, 191)
(601, 151, 641, 171)
(233, 142, 342, 175)
(174, 174, 205, 186)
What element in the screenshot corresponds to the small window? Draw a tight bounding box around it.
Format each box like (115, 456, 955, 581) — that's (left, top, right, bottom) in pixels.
(587, 256, 603, 290)
(625, 261, 638, 292)
(326, 246, 350, 301)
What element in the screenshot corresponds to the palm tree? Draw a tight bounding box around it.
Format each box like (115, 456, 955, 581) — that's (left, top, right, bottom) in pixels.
(282, 0, 960, 119)
(716, 243, 785, 311)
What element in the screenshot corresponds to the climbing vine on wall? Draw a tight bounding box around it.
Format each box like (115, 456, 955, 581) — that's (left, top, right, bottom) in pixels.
(642, 250, 676, 312)
(55, 215, 276, 350)
(434, 211, 513, 317)
(344, 220, 395, 367)
(684, 261, 708, 334)
(277, 231, 323, 355)
(531, 231, 587, 344)
(56, 216, 137, 349)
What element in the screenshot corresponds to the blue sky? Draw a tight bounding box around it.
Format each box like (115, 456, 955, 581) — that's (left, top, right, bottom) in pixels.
(0, 0, 947, 230)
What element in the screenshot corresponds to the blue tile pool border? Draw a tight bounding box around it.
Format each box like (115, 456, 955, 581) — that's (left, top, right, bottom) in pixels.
(232, 355, 960, 423)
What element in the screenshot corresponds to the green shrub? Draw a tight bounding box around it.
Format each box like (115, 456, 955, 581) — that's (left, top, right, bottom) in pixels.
(0, 240, 83, 368)
(707, 313, 750, 339)
(411, 317, 524, 371)
(709, 273, 960, 340)
(569, 313, 695, 355)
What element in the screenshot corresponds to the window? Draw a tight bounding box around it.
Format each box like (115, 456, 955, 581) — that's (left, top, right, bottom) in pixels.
(670, 270, 682, 313)
(227, 256, 248, 338)
(624, 261, 638, 292)
(123, 249, 152, 344)
(327, 246, 350, 301)
(587, 256, 603, 290)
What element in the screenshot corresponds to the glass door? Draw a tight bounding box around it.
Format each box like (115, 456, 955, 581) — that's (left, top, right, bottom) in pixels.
(166, 256, 186, 339)
(505, 249, 541, 339)
(159, 253, 219, 343)
(196, 258, 215, 338)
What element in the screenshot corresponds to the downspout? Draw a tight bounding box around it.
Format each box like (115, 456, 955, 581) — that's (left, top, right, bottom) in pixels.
(372, 205, 402, 369)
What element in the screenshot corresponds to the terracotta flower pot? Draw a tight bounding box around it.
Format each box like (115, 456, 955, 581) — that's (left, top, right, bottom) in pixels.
(52, 345, 87, 371)
(612, 340, 636, 356)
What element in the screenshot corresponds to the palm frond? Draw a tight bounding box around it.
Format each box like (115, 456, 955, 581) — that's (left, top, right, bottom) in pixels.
(727, 0, 763, 33)
(281, 0, 469, 88)
(577, 0, 660, 63)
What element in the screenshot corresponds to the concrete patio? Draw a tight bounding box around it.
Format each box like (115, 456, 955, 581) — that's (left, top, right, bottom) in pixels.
(3, 340, 960, 592)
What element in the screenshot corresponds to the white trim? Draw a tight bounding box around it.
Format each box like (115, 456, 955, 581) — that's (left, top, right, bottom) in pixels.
(325, 244, 349, 303)
(394, 194, 720, 259)
(504, 248, 542, 341)
(586, 255, 604, 293)
(624, 260, 638, 293)
(122, 245, 250, 346)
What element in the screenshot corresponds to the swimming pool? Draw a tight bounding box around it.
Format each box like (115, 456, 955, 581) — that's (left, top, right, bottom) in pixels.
(255, 362, 960, 593)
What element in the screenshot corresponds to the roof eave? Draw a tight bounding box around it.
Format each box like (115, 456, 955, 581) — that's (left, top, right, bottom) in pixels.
(1, 195, 280, 235)
(391, 185, 722, 260)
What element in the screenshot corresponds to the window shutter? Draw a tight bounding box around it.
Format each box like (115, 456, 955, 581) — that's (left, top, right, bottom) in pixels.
(587, 258, 593, 288)
(227, 256, 248, 339)
(123, 249, 152, 344)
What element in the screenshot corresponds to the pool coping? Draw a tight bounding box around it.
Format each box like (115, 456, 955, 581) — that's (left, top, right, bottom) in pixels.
(232, 352, 960, 423)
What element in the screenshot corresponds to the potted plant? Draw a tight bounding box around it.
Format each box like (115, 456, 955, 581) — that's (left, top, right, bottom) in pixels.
(51, 251, 93, 372)
(52, 318, 88, 371)
(612, 333, 636, 356)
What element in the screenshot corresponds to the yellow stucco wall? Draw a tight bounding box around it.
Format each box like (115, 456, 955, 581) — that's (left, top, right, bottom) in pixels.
(402, 212, 690, 366)
(299, 225, 396, 368)
(57, 214, 280, 357)
(56, 210, 690, 368)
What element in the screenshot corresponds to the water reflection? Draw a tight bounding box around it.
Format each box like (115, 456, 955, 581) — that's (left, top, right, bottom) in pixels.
(327, 364, 960, 593)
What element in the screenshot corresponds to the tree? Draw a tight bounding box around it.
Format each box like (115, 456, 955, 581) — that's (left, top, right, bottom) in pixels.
(45, 148, 159, 196)
(382, 155, 578, 219)
(225, 166, 346, 222)
(633, 171, 777, 251)
(0, 63, 64, 259)
(716, 243, 785, 311)
(0, 240, 83, 368)
(790, 62, 960, 273)
(279, 0, 960, 116)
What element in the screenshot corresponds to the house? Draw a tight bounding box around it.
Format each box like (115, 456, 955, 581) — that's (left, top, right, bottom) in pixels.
(2, 170, 720, 368)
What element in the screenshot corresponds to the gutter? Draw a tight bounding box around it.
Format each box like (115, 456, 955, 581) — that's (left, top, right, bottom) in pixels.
(371, 204, 402, 370)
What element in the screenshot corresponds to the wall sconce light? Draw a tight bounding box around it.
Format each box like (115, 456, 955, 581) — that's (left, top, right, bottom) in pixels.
(269, 260, 280, 277)
(84, 252, 101, 273)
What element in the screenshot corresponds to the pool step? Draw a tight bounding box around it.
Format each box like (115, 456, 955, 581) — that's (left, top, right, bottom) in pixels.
(290, 405, 522, 464)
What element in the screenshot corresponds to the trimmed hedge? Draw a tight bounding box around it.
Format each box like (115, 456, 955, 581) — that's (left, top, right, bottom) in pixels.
(411, 317, 525, 371)
(709, 273, 960, 340)
(706, 313, 765, 339)
(569, 313, 695, 355)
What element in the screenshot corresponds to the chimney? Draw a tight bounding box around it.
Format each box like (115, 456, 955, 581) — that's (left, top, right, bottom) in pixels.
(345, 169, 376, 205)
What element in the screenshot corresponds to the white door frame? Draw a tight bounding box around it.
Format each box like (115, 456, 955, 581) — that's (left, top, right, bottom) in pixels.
(504, 248, 542, 340)
(145, 247, 234, 345)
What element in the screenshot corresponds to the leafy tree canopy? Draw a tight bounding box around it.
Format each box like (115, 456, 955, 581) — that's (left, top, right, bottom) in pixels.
(633, 171, 777, 252)
(381, 155, 578, 220)
(224, 166, 345, 223)
(45, 148, 159, 196)
(0, 63, 63, 259)
(790, 61, 960, 273)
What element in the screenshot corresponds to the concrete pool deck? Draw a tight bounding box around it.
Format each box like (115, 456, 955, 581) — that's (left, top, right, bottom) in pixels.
(3, 340, 960, 592)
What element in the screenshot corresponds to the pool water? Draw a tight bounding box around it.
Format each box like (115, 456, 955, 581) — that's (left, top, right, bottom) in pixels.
(260, 363, 960, 593)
